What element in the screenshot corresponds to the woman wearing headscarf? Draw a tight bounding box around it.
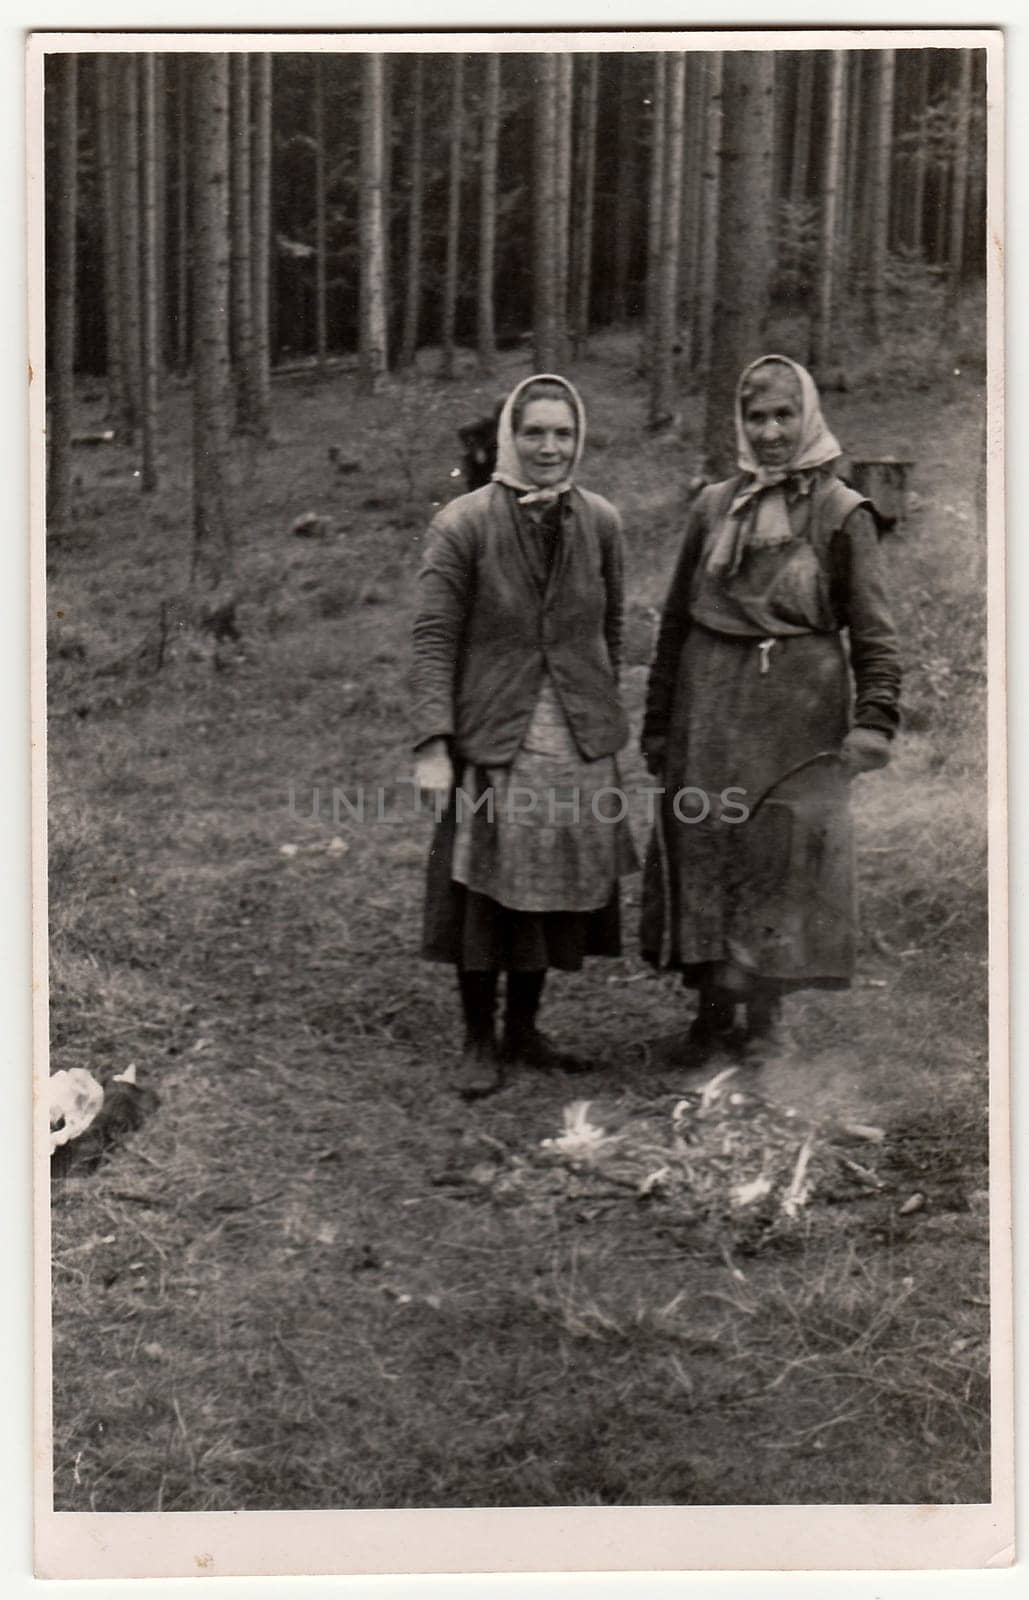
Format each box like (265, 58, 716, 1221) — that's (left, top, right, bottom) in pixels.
(641, 354, 901, 1064)
(413, 375, 637, 1099)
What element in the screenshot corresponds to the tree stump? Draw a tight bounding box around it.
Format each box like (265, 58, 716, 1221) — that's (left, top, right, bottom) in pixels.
(847, 458, 914, 527)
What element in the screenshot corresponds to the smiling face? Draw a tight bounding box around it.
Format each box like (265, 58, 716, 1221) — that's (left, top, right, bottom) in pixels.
(741, 366, 804, 469)
(512, 397, 577, 487)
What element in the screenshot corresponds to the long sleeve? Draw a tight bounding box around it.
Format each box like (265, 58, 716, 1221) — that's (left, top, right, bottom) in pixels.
(642, 494, 710, 746)
(411, 517, 474, 751)
(833, 506, 902, 735)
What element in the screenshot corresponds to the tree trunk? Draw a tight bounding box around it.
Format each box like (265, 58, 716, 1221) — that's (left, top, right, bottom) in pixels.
(694, 51, 724, 375)
(865, 48, 896, 342)
(650, 52, 685, 428)
(554, 54, 574, 365)
(398, 56, 424, 369)
(175, 55, 190, 372)
(441, 53, 464, 379)
(643, 52, 667, 376)
(678, 54, 706, 351)
(153, 58, 168, 369)
(313, 55, 327, 367)
(703, 52, 775, 478)
(571, 52, 599, 356)
(249, 53, 272, 436)
(945, 49, 973, 336)
(139, 54, 160, 492)
(230, 53, 260, 431)
(477, 54, 500, 373)
(117, 55, 143, 436)
(789, 51, 815, 206)
(96, 56, 125, 423)
(191, 54, 234, 589)
(46, 53, 77, 533)
(909, 51, 930, 256)
(810, 51, 847, 373)
(611, 53, 635, 322)
(532, 54, 560, 370)
(359, 53, 389, 389)
(841, 48, 864, 275)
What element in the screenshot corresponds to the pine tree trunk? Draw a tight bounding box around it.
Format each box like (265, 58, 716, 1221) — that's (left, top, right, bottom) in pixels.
(313, 55, 327, 367)
(191, 54, 234, 588)
(694, 51, 724, 375)
(175, 55, 190, 372)
(47, 53, 77, 533)
(865, 48, 896, 342)
(96, 56, 125, 424)
(611, 53, 635, 322)
(153, 57, 168, 369)
(650, 52, 685, 428)
(230, 53, 260, 431)
(554, 54, 574, 366)
(249, 53, 272, 436)
(945, 49, 973, 336)
(643, 52, 667, 376)
(359, 53, 389, 389)
(810, 51, 847, 373)
(118, 55, 143, 436)
(678, 54, 706, 352)
(139, 54, 160, 492)
(790, 51, 815, 206)
(441, 53, 464, 379)
(477, 54, 500, 373)
(398, 56, 424, 369)
(841, 48, 864, 275)
(570, 52, 599, 356)
(909, 51, 930, 256)
(703, 52, 775, 478)
(532, 54, 560, 370)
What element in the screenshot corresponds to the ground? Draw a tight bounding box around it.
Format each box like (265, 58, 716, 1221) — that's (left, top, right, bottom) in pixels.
(46, 319, 991, 1511)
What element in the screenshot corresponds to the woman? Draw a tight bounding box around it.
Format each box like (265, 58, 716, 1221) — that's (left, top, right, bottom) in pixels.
(641, 354, 901, 1064)
(413, 375, 637, 1100)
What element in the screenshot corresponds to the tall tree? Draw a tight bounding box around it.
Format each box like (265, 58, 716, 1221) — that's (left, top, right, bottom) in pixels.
(650, 51, 685, 427)
(359, 53, 389, 389)
(570, 52, 599, 355)
(95, 56, 125, 423)
(174, 54, 190, 372)
(398, 56, 425, 369)
(230, 54, 261, 430)
(810, 51, 847, 372)
(841, 48, 864, 275)
(643, 52, 667, 375)
(789, 51, 815, 206)
(441, 53, 465, 380)
(693, 51, 724, 375)
(139, 54, 160, 491)
(477, 54, 500, 373)
(611, 53, 636, 322)
(554, 54, 574, 363)
(865, 48, 896, 342)
(908, 51, 931, 257)
(191, 54, 234, 588)
(312, 55, 328, 367)
(678, 54, 706, 351)
(532, 54, 560, 370)
(703, 51, 775, 477)
(249, 53, 273, 437)
(945, 48, 973, 337)
(46, 53, 78, 532)
(117, 55, 143, 436)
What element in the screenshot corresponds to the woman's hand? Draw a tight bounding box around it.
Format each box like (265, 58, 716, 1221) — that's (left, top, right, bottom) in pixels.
(642, 736, 667, 777)
(840, 728, 891, 777)
(414, 738, 455, 799)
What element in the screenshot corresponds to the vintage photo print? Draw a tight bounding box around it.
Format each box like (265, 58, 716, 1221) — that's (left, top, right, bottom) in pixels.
(29, 25, 1011, 1581)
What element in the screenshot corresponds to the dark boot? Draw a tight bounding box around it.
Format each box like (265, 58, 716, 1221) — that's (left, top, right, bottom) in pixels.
(740, 987, 790, 1066)
(686, 985, 738, 1061)
(502, 971, 587, 1071)
(449, 970, 503, 1099)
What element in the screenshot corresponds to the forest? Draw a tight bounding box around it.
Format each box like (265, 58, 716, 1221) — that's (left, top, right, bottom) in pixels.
(42, 43, 995, 1526)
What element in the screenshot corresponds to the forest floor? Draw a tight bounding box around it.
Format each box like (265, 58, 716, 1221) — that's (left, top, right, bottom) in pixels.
(45, 314, 993, 1511)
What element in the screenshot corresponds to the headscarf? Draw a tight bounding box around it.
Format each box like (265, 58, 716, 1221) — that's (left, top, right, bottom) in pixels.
(706, 355, 842, 577)
(492, 373, 586, 506)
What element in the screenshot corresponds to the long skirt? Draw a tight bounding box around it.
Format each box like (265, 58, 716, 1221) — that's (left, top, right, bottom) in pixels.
(640, 625, 857, 992)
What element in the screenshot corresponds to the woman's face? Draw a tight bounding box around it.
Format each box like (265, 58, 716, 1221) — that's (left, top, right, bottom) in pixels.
(742, 370, 803, 469)
(513, 398, 577, 487)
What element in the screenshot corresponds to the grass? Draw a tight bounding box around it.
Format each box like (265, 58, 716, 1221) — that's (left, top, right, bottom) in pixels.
(46, 306, 992, 1512)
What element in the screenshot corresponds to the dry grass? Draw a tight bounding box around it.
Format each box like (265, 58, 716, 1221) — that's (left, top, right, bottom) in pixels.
(47, 312, 991, 1511)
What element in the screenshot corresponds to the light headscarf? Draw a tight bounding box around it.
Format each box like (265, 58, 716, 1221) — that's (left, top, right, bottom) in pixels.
(706, 355, 842, 577)
(492, 373, 586, 506)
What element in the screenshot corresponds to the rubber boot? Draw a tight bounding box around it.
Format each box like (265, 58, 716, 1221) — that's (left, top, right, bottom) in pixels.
(449, 970, 503, 1099)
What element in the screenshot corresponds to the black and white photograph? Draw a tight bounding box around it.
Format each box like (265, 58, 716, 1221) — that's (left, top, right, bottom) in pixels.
(30, 26, 1010, 1580)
